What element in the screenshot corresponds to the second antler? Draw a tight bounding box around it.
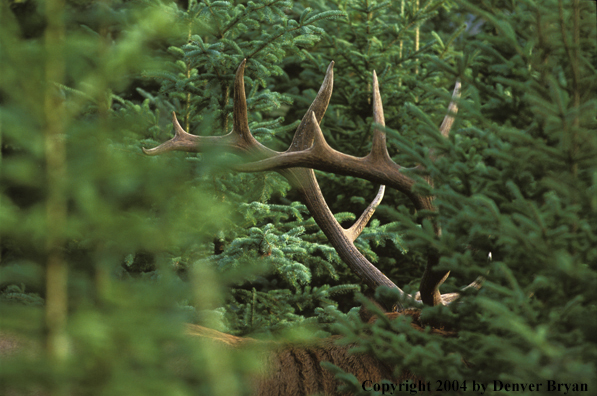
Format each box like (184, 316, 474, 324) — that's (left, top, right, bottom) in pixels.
(143, 59, 466, 308)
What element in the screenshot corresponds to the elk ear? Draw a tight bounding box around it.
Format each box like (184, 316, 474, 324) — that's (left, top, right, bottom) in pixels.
(358, 291, 389, 323)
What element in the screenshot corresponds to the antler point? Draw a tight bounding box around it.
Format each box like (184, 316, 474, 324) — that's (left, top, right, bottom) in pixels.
(142, 147, 157, 156)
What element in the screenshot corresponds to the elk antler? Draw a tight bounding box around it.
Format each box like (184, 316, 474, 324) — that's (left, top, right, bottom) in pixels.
(144, 59, 466, 307)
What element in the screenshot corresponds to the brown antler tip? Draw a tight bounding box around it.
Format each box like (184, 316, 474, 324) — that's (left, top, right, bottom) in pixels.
(371, 71, 385, 127)
(237, 58, 247, 73)
(171, 112, 188, 136)
(373, 70, 379, 93)
(142, 144, 167, 156)
(372, 70, 379, 90)
(235, 59, 247, 84)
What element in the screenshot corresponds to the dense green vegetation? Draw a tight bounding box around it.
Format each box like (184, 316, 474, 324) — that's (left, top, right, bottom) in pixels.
(1, 0, 595, 395)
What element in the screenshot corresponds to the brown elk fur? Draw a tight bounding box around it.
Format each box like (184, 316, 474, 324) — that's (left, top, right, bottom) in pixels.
(256, 335, 399, 396)
(184, 324, 400, 395)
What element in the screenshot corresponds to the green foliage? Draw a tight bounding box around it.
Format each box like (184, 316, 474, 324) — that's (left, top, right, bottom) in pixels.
(2, 0, 596, 395)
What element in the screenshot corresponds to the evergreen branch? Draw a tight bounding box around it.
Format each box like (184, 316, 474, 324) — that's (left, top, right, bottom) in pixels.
(221, 0, 290, 36)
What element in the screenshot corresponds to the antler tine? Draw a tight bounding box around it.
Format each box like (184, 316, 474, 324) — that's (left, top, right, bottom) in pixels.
(428, 275, 485, 305)
(142, 112, 202, 156)
(287, 61, 335, 153)
(368, 71, 391, 163)
(346, 185, 385, 242)
(230, 59, 273, 157)
(143, 59, 274, 158)
(306, 61, 335, 125)
(233, 59, 254, 144)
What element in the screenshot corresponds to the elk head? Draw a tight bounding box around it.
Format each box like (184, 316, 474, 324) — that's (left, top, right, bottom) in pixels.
(144, 59, 475, 310)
